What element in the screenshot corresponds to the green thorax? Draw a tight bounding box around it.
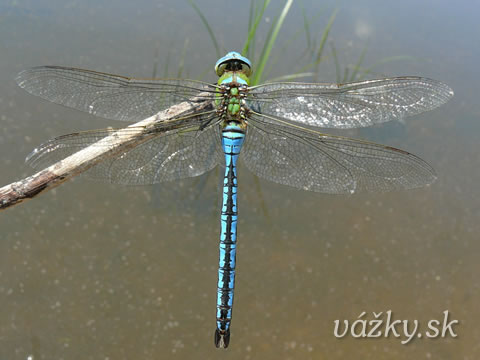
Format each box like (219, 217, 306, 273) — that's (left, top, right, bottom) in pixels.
(216, 71, 250, 117)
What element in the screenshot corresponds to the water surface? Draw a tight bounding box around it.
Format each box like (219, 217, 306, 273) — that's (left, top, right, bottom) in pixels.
(0, 1, 478, 359)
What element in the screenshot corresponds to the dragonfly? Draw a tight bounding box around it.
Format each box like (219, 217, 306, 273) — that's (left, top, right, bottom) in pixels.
(16, 51, 453, 348)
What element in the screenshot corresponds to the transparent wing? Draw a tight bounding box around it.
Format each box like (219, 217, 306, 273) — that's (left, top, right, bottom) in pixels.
(241, 112, 436, 194)
(248, 77, 453, 129)
(16, 66, 218, 122)
(27, 116, 224, 185)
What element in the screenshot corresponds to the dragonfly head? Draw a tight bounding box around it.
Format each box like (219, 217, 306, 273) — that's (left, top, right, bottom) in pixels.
(215, 51, 252, 77)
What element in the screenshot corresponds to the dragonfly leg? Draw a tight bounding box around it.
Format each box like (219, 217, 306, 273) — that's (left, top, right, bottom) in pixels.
(198, 115, 215, 131)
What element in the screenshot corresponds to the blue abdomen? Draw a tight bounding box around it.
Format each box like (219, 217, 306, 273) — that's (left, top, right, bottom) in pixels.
(215, 122, 245, 348)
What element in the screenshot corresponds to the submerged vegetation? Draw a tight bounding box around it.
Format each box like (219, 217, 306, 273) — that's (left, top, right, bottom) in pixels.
(179, 0, 411, 85)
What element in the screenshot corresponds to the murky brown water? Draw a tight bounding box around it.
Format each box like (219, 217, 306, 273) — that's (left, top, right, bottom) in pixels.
(1, 1, 478, 359)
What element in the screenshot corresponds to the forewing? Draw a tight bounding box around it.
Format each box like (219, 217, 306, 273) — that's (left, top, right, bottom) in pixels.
(248, 77, 453, 129)
(241, 113, 436, 194)
(16, 66, 217, 122)
(27, 119, 223, 185)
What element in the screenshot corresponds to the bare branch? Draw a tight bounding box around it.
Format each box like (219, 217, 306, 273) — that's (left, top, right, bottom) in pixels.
(0, 94, 214, 211)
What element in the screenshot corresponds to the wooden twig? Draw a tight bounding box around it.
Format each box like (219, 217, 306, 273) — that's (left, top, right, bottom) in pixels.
(0, 95, 214, 211)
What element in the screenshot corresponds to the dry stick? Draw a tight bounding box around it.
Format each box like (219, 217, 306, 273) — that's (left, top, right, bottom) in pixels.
(0, 94, 214, 211)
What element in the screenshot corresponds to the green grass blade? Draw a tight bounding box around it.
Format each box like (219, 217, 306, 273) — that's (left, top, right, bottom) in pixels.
(247, 0, 254, 37)
(195, 66, 212, 81)
(342, 66, 349, 83)
(315, 9, 338, 62)
(242, 0, 270, 57)
(301, 3, 312, 55)
(314, 8, 338, 81)
(254, 13, 276, 74)
(360, 55, 416, 77)
(252, 0, 293, 85)
(163, 40, 174, 78)
(268, 72, 317, 82)
(177, 37, 190, 78)
(152, 41, 160, 78)
(245, 0, 255, 58)
(264, 6, 326, 80)
(330, 40, 341, 83)
(348, 41, 369, 82)
(187, 0, 221, 58)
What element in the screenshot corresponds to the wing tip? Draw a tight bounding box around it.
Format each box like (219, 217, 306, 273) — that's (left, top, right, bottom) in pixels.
(15, 66, 53, 89)
(437, 80, 454, 100)
(15, 69, 31, 88)
(426, 77, 454, 103)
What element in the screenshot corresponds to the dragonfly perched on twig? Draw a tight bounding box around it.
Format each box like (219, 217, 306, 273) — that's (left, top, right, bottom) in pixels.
(13, 51, 453, 348)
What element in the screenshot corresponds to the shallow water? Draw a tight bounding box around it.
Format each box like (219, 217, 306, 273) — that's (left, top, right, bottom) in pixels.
(0, 1, 478, 359)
